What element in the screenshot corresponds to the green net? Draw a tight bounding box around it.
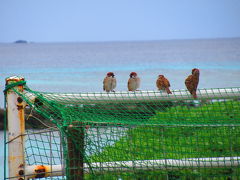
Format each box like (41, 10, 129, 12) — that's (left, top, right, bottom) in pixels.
(4, 81, 240, 179)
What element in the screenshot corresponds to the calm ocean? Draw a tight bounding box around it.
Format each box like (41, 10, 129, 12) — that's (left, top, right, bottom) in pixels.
(1, 38, 240, 107)
(0, 38, 240, 178)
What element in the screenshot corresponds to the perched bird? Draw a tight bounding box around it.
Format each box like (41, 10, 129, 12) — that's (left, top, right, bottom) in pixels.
(185, 68, 200, 99)
(128, 72, 140, 91)
(103, 72, 116, 92)
(156, 75, 172, 94)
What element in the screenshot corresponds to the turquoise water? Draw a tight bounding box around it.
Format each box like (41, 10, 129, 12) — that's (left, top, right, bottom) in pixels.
(0, 131, 5, 179)
(1, 127, 127, 179)
(1, 38, 240, 179)
(1, 38, 240, 109)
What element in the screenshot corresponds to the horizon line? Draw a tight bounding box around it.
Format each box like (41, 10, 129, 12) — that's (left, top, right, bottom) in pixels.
(1, 36, 240, 44)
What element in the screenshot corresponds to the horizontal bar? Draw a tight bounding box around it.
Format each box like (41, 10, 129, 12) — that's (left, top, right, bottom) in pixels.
(25, 157, 240, 178)
(24, 165, 63, 179)
(25, 87, 240, 105)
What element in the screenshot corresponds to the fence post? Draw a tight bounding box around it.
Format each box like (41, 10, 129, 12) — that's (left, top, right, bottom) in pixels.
(67, 122, 84, 180)
(5, 76, 26, 180)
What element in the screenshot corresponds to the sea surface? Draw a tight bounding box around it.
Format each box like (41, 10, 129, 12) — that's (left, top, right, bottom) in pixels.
(1, 38, 240, 108)
(0, 38, 240, 178)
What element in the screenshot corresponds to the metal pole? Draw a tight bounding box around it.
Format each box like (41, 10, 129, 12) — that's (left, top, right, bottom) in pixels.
(5, 76, 26, 180)
(23, 156, 240, 178)
(67, 122, 84, 180)
(36, 87, 240, 104)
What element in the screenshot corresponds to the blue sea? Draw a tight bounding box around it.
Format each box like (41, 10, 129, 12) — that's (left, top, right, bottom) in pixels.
(1, 38, 240, 108)
(0, 38, 240, 179)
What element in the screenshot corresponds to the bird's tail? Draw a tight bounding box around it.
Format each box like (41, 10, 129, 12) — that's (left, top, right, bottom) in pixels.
(192, 91, 197, 99)
(166, 88, 172, 94)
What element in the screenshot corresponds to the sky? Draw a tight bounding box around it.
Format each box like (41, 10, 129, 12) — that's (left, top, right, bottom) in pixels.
(0, 0, 240, 42)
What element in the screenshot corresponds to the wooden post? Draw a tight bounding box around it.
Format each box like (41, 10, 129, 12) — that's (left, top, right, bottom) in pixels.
(5, 76, 26, 180)
(67, 122, 84, 180)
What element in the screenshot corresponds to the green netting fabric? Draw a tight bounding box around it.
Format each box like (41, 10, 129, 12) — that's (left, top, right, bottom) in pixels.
(6, 83, 240, 179)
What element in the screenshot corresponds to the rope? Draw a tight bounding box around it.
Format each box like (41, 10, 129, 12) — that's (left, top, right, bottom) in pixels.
(3, 80, 26, 94)
(4, 82, 240, 179)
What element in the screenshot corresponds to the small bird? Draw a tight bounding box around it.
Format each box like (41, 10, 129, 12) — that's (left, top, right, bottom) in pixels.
(156, 75, 172, 94)
(185, 68, 200, 99)
(128, 72, 140, 91)
(103, 72, 116, 92)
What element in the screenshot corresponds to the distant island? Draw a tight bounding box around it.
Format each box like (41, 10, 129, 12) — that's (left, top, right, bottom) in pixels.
(14, 40, 28, 43)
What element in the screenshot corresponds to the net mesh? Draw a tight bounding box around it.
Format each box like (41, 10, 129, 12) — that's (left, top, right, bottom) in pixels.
(5, 82, 240, 179)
